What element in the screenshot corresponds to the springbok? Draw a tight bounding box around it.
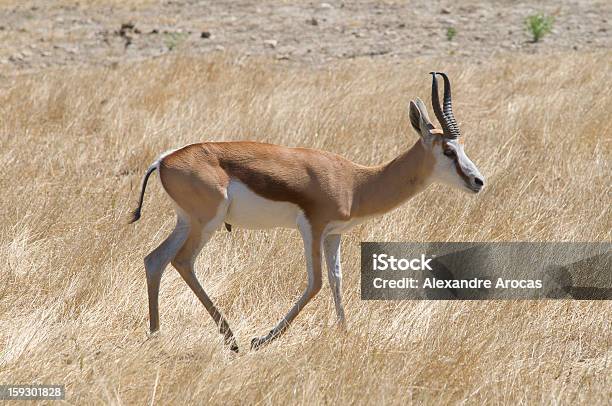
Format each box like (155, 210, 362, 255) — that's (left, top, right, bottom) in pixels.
(129, 72, 485, 352)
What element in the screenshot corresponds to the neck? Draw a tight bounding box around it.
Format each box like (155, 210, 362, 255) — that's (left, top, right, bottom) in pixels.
(352, 139, 434, 218)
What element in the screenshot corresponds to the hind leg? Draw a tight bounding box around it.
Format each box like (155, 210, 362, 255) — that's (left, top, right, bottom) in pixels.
(144, 213, 190, 333)
(172, 208, 239, 352)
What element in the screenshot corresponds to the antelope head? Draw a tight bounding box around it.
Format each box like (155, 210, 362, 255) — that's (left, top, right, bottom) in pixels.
(409, 72, 485, 194)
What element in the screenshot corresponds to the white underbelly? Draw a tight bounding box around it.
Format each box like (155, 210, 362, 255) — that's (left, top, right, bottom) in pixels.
(225, 180, 301, 229)
(324, 216, 371, 234)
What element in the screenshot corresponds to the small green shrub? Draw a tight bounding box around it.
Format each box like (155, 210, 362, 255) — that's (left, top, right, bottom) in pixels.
(525, 13, 554, 42)
(446, 27, 457, 41)
(164, 32, 188, 51)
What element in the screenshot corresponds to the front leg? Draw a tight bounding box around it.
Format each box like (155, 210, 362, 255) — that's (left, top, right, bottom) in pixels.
(323, 234, 346, 326)
(251, 217, 323, 349)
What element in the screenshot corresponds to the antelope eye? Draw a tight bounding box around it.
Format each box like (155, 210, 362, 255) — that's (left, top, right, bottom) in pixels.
(443, 149, 455, 158)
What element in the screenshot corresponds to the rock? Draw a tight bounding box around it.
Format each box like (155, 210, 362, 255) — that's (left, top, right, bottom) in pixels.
(201, 31, 211, 38)
(319, 3, 332, 10)
(121, 22, 135, 31)
(263, 39, 278, 48)
(119, 22, 137, 38)
(441, 8, 451, 14)
(278, 45, 296, 54)
(215, 45, 225, 51)
(306, 17, 318, 26)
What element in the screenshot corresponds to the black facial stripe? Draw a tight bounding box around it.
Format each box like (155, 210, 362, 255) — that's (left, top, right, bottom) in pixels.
(453, 157, 471, 184)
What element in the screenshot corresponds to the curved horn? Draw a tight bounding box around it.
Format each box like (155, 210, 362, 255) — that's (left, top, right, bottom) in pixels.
(438, 72, 460, 138)
(429, 72, 454, 138)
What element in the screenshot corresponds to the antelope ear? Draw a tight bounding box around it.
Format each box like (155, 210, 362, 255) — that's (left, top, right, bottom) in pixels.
(409, 100, 422, 133)
(409, 97, 434, 138)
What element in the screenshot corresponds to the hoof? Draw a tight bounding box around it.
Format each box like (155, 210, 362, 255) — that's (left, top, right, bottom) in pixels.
(251, 337, 265, 350)
(147, 329, 160, 339)
(224, 335, 239, 353)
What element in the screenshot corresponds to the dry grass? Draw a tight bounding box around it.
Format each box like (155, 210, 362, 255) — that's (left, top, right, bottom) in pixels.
(0, 51, 610, 404)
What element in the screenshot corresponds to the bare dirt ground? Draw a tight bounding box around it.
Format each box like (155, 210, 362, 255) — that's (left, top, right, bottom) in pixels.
(0, 0, 610, 75)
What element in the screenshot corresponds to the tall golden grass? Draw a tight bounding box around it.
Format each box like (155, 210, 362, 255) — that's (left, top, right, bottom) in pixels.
(0, 52, 610, 404)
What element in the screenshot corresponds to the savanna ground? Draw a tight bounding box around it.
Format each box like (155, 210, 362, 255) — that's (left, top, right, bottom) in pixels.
(0, 1, 611, 405)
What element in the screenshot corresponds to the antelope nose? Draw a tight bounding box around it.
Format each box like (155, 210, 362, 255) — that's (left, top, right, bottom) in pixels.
(471, 176, 484, 193)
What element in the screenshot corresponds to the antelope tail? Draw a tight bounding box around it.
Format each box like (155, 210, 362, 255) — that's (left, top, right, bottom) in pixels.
(129, 161, 158, 224)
